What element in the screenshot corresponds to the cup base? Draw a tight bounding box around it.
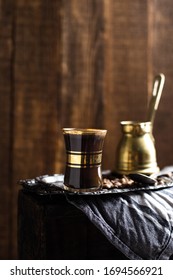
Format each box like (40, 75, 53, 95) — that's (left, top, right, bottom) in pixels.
(64, 184, 101, 193)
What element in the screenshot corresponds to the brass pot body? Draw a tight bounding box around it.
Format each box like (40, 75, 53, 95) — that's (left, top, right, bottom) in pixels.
(116, 121, 159, 175)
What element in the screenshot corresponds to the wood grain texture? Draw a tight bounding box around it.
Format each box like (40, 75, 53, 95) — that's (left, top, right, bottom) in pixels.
(147, 0, 173, 168)
(60, 0, 105, 128)
(11, 0, 62, 258)
(103, 0, 148, 169)
(1, 0, 173, 259)
(0, 0, 14, 259)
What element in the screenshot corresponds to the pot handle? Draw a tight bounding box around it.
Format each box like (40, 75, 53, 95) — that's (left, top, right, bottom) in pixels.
(147, 73, 165, 126)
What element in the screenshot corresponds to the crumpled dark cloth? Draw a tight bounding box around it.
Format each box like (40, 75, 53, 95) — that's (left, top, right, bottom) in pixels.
(66, 168, 173, 260)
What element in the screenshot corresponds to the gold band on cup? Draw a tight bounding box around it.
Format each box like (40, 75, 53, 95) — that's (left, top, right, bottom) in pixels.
(66, 150, 102, 168)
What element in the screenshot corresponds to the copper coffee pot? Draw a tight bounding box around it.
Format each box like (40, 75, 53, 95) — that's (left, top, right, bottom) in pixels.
(116, 73, 165, 175)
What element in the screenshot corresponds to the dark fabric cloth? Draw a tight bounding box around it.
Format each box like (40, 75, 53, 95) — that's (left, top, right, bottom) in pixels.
(66, 169, 173, 260)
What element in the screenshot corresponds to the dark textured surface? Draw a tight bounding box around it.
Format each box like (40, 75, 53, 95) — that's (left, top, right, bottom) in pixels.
(18, 190, 128, 260)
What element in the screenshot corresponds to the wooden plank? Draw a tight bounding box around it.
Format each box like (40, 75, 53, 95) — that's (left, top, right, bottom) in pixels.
(103, 0, 149, 170)
(10, 0, 62, 258)
(60, 0, 106, 128)
(13, 0, 61, 178)
(147, 0, 173, 169)
(0, 0, 13, 259)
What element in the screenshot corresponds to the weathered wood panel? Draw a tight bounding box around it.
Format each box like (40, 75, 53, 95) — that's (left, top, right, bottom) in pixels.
(0, 0, 14, 259)
(147, 0, 173, 169)
(10, 0, 62, 258)
(13, 0, 61, 179)
(102, 0, 148, 169)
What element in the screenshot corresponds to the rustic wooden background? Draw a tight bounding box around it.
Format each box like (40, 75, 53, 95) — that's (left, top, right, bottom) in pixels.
(1, 0, 173, 259)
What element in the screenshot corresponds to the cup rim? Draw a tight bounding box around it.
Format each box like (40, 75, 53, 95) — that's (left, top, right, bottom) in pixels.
(62, 128, 107, 135)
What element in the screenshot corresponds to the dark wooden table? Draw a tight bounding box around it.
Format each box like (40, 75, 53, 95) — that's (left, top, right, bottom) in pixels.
(18, 189, 128, 260)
